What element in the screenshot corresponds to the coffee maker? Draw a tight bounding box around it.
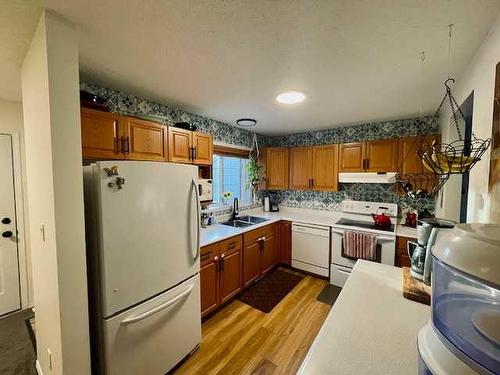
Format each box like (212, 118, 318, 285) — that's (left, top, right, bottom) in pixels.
(407, 218, 454, 283)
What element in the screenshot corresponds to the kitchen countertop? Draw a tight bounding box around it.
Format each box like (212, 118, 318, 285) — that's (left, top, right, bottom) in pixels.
(396, 224, 418, 239)
(201, 206, 420, 246)
(200, 207, 341, 247)
(298, 260, 429, 374)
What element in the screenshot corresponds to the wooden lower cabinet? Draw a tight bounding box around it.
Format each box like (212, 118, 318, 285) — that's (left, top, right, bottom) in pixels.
(395, 236, 412, 268)
(200, 236, 243, 318)
(279, 221, 292, 265)
(243, 224, 278, 287)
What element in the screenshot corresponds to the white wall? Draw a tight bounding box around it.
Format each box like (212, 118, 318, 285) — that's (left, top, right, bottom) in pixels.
(0, 99, 33, 308)
(437, 14, 500, 223)
(21, 10, 91, 375)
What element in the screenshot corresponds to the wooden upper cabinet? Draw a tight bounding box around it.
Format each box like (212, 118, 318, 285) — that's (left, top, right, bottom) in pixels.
(312, 144, 338, 191)
(289, 147, 312, 190)
(398, 135, 438, 176)
(192, 132, 213, 165)
(121, 116, 168, 161)
(168, 127, 192, 163)
(266, 147, 289, 190)
(339, 142, 365, 172)
(365, 139, 398, 172)
(81, 108, 123, 159)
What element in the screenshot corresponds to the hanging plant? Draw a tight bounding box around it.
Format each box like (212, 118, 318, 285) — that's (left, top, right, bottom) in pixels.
(246, 159, 264, 192)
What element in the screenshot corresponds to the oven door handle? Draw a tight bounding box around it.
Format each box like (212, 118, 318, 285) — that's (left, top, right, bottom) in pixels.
(331, 228, 394, 242)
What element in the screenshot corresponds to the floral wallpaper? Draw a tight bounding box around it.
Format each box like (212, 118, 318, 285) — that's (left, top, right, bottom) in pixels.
(81, 82, 437, 215)
(80, 82, 260, 148)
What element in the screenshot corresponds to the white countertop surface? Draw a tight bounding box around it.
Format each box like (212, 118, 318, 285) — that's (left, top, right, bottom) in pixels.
(396, 224, 418, 239)
(200, 207, 342, 247)
(299, 260, 429, 374)
(201, 206, 419, 246)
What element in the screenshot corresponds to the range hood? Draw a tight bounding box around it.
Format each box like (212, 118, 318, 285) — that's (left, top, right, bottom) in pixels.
(338, 172, 397, 184)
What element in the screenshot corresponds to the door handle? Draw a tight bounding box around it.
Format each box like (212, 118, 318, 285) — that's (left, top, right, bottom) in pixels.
(120, 284, 194, 325)
(366, 158, 369, 170)
(191, 178, 201, 261)
(193, 146, 197, 160)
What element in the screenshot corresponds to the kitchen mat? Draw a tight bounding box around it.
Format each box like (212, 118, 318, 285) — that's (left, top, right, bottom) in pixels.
(238, 269, 303, 313)
(316, 284, 342, 305)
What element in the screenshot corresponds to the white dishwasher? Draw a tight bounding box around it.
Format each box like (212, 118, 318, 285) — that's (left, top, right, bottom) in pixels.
(291, 222, 330, 277)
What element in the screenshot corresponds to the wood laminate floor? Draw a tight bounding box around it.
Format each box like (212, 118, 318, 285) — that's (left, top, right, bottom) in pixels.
(175, 272, 331, 375)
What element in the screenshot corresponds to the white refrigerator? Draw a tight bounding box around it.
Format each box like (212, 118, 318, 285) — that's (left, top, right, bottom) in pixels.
(83, 161, 201, 375)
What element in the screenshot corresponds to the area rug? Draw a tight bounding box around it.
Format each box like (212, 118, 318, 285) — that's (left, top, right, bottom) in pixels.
(238, 269, 303, 313)
(316, 285, 342, 306)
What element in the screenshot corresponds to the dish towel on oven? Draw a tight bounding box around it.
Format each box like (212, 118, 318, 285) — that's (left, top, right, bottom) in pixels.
(343, 230, 378, 261)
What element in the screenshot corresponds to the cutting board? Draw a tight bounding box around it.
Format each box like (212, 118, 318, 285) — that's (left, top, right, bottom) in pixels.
(402, 267, 431, 305)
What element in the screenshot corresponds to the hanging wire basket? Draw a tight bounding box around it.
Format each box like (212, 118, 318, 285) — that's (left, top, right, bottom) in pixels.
(396, 172, 449, 198)
(418, 78, 492, 175)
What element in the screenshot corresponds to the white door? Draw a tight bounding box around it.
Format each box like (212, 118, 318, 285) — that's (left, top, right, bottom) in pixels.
(0, 135, 21, 316)
(92, 161, 200, 318)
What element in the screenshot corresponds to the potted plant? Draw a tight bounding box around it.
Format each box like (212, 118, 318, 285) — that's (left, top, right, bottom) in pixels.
(246, 159, 264, 204)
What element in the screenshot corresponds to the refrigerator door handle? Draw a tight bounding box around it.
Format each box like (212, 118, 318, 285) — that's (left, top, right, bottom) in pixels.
(120, 284, 194, 325)
(191, 178, 201, 261)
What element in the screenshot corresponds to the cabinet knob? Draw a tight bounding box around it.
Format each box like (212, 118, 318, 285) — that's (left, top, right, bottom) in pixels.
(1, 217, 11, 225)
(2, 231, 13, 238)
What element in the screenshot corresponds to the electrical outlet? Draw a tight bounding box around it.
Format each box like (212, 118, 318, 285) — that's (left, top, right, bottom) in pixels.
(47, 348, 53, 370)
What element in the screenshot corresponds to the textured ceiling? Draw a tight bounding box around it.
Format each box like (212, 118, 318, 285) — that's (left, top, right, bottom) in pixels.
(2, 1, 500, 134)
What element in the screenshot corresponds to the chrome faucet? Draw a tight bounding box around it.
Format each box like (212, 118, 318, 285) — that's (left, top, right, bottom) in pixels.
(232, 197, 239, 220)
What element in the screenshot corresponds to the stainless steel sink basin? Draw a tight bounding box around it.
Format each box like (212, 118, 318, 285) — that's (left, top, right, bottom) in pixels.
(220, 215, 269, 228)
(236, 215, 269, 224)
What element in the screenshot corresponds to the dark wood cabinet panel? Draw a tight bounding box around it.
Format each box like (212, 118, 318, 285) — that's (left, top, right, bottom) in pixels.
(243, 241, 261, 287)
(200, 260, 219, 317)
(266, 147, 289, 190)
(289, 147, 312, 190)
(312, 144, 338, 191)
(260, 233, 276, 275)
(192, 132, 213, 165)
(121, 116, 168, 161)
(365, 139, 398, 172)
(279, 221, 292, 266)
(220, 250, 242, 304)
(81, 108, 123, 160)
(395, 236, 413, 268)
(339, 142, 365, 172)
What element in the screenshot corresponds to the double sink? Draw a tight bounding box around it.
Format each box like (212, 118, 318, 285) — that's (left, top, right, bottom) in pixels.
(221, 215, 269, 228)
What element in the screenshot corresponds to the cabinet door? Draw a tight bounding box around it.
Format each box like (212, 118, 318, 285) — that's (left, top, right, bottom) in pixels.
(192, 132, 213, 165)
(289, 147, 312, 190)
(200, 259, 219, 317)
(366, 139, 398, 172)
(260, 233, 276, 275)
(219, 250, 242, 304)
(121, 117, 168, 161)
(81, 108, 123, 160)
(266, 147, 289, 190)
(312, 144, 338, 191)
(168, 127, 192, 163)
(279, 221, 292, 266)
(398, 135, 438, 175)
(339, 142, 365, 172)
(243, 241, 261, 287)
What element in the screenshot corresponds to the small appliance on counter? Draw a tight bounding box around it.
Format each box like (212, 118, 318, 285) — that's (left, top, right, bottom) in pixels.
(198, 178, 212, 202)
(268, 192, 279, 212)
(407, 217, 454, 284)
(417, 224, 500, 375)
(263, 196, 270, 212)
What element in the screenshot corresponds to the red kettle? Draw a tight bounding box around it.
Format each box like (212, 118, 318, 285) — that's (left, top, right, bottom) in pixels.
(371, 212, 391, 227)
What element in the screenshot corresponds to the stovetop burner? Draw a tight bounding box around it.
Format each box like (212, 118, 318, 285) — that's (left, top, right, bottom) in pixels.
(335, 218, 395, 233)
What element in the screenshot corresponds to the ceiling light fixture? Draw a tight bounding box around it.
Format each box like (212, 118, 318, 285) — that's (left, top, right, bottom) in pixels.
(276, 91, 306, 104)
(236, 118, 257, 127)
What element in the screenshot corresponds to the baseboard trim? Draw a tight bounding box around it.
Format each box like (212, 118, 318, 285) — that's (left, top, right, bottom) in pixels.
(36, 360, 43, 375)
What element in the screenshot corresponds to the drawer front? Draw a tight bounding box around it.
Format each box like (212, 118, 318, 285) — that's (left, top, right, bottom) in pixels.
(244, 224, 276, 244)
(220, 235, 242, 255)
(200, 242, 220, 266)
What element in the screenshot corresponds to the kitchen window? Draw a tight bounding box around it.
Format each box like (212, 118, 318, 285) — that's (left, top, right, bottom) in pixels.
(212, 154, 252, 205)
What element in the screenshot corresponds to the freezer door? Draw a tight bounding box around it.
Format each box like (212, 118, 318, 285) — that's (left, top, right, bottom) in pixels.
(103, 275, 201, 375)
(94, 161, 200, 317)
